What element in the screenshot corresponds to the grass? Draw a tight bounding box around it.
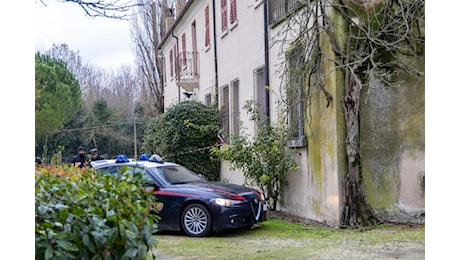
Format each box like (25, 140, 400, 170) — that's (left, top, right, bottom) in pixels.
(147, 212, 425, 260)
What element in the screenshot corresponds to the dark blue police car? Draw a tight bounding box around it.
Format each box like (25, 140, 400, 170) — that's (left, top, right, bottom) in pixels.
(90, 155, 268, 237)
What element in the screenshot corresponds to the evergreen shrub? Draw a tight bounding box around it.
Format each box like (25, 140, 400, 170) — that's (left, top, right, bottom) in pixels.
(35, 165, 160, 259)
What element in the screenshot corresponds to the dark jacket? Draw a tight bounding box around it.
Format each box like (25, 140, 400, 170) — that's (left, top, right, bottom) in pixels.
(90, 155, 105, 162)
(72, 154, 88, 168)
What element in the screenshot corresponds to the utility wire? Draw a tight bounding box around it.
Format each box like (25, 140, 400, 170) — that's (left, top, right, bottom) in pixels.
(56, 121, 148, 133)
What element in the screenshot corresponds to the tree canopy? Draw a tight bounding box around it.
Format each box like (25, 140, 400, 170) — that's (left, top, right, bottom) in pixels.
(35, 53, 83, 142)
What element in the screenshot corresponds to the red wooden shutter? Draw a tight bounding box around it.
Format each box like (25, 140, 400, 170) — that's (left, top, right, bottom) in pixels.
(221, 0, 228, 32)
(173, 44, 177, 76)
(230, 0, 237, 24)
(205, 6, 210, 47)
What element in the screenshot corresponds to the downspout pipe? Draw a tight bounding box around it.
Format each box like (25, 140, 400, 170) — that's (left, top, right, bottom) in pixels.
(212, 0, 219, 106)
(172, 27, 180, 101)
(263, 0, 270, 120)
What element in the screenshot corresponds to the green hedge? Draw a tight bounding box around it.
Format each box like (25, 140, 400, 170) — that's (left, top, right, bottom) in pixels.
(35, 166, 160, 259)
(142, 101, 221, 181)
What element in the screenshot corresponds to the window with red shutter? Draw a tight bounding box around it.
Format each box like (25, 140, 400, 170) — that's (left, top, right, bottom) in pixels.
(205, 5, 210, 47)
(230, 0, 237, 24)
(221, 0, 228, 32)
(173, 44, 177, 77)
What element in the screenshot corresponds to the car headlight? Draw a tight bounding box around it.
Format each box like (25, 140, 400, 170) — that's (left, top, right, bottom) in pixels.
(214, 198, 244, 207)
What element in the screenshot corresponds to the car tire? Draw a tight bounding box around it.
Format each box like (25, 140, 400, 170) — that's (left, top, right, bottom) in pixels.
(181, 203, 212, 237)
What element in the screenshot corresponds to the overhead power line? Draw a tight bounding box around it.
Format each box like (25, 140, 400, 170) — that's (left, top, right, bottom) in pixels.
(56, 121, 148, 133)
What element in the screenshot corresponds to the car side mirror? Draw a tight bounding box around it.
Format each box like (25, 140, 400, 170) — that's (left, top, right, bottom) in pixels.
(198, 174, 206, 181)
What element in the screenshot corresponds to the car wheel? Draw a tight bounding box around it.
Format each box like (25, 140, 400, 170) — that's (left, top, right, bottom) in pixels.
(181, 203, 212, 237)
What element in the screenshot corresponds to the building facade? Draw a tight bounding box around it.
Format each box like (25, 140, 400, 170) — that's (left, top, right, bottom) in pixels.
(158, 0, 425, 225)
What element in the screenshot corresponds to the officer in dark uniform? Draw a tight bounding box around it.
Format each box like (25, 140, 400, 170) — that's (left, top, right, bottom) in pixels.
(89, 148, 104, 162)
(71, 146, 88, 168)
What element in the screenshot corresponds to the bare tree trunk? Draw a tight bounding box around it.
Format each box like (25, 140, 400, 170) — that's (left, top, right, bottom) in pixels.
(131, 0, 165, 117)
(340, 68, 380, 228)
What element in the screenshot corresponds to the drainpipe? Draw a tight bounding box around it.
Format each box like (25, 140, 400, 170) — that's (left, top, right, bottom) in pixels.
(263, 0, 270, 120)
(172, 27, 180, 101)
(212, 0, 219, 106)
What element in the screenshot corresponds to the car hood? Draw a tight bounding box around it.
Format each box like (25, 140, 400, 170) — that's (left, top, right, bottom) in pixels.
(173, 181, 261, 200)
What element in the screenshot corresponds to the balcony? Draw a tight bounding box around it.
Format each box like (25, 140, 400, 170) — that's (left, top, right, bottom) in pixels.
(268, 0, 303, 25)
(178, 51, 199, 92)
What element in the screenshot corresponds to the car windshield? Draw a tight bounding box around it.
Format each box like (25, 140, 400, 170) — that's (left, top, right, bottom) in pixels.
(153, 164, 202, 184)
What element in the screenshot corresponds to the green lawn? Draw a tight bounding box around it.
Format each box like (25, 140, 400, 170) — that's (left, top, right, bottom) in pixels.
(148, 213, 425, 260)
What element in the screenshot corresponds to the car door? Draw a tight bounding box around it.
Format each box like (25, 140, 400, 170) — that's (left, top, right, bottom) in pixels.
(144, 169, 185, 232)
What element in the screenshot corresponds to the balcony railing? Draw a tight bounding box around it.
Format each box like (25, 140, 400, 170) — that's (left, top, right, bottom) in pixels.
(268, 0, 303, 25)
(178, 51, 199, 91)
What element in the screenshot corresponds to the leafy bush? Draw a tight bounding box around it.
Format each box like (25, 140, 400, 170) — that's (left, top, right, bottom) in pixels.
(35, 165, 160, 259)
(211, 100, 299, 211)
(142, 101, 221, 181)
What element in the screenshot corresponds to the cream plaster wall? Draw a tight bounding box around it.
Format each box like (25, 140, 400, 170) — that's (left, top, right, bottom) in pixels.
(161, 0, 424, 225)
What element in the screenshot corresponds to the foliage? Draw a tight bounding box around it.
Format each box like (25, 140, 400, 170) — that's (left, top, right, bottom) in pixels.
(35, 53, 83, 142)
(211, 100, 299, 210)
(36, 43, 147, 164)
(142, 101, 221, 181)
(83, 98, 131, 157)
(35, 165, 160, 259)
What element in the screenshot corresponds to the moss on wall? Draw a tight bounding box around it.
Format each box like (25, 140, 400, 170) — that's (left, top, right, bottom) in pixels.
(305, 4, 423, 219)
(313, 198, 321, 215)
(304, 10, 347, 221)
(306, 32, 336, 192)
(360, 57, 424, 212)
(282, 1, 423, 223)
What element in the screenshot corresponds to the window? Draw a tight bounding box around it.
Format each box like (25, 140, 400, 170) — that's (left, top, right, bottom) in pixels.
(221, 0, 228, 32)
(220, 80, 240, 140)
(191, 21, 198, 75)
(205, 5, 210, 47)
(163, 55, 166, 82)
(169, 49, 173, 78)
(220, 85, 230, 138)
(286, 44, 306, 147)
(253, 66, 269, 123)
(268, 0, 303, 25)
(98, 166, 153, 185)
(173, 44, 178, 77)
(230, 0, 238, 25)
(98, 165, 123, 176)
(205, 93, 212, 106)
(181, 33, 187, 67)
(155, 165, 202, 184)
(230, 79, 240, 136)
